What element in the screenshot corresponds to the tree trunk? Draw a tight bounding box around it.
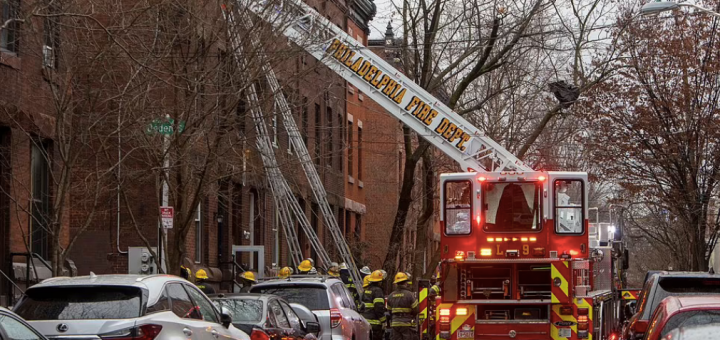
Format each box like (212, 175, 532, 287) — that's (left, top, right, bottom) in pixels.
(413, 151, 435, 280)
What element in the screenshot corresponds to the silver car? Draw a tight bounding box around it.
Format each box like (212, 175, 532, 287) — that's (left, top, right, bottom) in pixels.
(13, 274, 249, 340)
(250, 276, 370, 340)
(0, 306, 48, 340)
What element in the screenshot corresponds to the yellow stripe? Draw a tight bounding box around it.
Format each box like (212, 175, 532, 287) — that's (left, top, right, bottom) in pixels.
(551, 305, 577, 340)
(575, 298, 593, 340)
(551, 263, 569, 298)
(563, 261, 569, 267)
(420, 288, 428, 301)
(451, 309, 471, 334)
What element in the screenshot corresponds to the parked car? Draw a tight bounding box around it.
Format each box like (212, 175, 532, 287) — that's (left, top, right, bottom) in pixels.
(643, 296, 720, 340)
(210, 293, 320, 340)
(12, 274, 249, 340)
(661, 324, 720, 340)
(250, 276, 370, 340)
(0, 307, 48, 340)
(623, 273, 720, 340)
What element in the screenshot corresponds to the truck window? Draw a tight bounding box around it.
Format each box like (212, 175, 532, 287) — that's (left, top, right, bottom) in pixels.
(444, 180, 472, 235)
(554, 180, 584, 234)
(484, 182, 541, 232)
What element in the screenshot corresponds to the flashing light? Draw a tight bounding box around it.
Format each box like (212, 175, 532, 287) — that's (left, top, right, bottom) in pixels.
(569, 250, 580, 256)
(487, 238, 494, 242)
(495, 238, 502, 242)
(609, 334, 618, 340)
(512, 237, 518, 241)
(439, 309, 450, 316)
(529, 237, 537, 242)
(521, 237, 528, 242)
(477, 176, 487, 182)
(538, 175, 546, 181)
(455, 251, 465, 261)
(456, 308, 468, 316)
(577, 315, 588, 323)
(476, 215, 481, 225)
(480, 248, 492, 256)
(503, 238, 509, 242)
(609, 225, 617, 233)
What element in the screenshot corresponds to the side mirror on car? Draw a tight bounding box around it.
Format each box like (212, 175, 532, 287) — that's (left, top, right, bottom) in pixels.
(220, 307, 233, 328)
(305, 321, 321, 335)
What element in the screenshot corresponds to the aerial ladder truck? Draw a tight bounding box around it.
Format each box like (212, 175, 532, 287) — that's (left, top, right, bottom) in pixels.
(230, 0, 628, 338)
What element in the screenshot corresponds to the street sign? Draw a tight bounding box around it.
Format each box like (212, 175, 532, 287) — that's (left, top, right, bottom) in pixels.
(160, 206, 174, 229)
(146, 118, 186, 135)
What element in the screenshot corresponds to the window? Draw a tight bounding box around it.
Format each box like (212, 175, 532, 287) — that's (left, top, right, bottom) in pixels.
(554, 180, 584, 234)
(251, 286, 330, 311)
(0, 315, 41, 340)
(280, 302, 303, 332)
(0, 0, 20, 53)
(195, 202, 202, 263)
(214, 299, 263, 322)
(268, 300, 291, 328)
(185, 284, 220, 323)
(14, 286, 142, 320)
(344, 210, 351, 238)
(314, 103, 321, 164)
(147, 288, 171, 314)
(331, 283, 353, 309)
(42, 1, 60, 68)
(354, 213, 361, 241)
(167, 283, 201, 320)
(326, 107, 333, 166)
(443, 181, 472, 235)
(347, 120, 353, 177)
(357, 126, 363, 180)
(662, 310, 720, 337)
(484, 182, 542, 232)
(31, 142, 50, 260)
(302, 97, 308, 146)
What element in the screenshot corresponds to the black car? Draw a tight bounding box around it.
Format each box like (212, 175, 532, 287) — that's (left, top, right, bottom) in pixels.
(210, 293, 320, 340)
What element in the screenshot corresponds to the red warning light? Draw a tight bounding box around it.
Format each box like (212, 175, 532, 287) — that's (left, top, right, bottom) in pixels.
(538, 175, 546, 182)
(478, 176, 487, 182)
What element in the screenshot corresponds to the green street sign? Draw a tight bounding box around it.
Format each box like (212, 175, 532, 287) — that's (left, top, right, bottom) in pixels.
(146, 118, 186, 135)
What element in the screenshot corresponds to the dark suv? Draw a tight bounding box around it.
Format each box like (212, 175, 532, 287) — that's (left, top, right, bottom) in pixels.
(623, 272, 720, 340)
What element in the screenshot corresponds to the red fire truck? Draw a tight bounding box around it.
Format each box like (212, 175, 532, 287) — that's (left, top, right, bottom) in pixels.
(437, 172, 625, 340)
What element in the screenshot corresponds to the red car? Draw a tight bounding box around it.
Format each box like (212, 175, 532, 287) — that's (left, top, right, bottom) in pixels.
(643, 295, 720, 340)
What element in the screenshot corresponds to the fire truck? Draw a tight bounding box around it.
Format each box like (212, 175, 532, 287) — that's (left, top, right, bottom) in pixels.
(230, 0, 628, 338)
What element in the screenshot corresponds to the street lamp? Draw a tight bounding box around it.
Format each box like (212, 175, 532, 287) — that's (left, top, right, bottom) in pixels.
(640, 1, 720, 18)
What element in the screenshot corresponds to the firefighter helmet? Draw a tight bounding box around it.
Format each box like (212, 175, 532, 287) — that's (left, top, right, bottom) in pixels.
(360, 266, 372, 275)
(368, 270, 384, 282)
(279, 266, 292, 279)
(298, 260, 312, 272)
(363, 275, 371, 288)
(196, 269, 209, 280)
(309, 267, 318, 275)
(240, 271, 257, 283)
(379, 269, 388, 279)
(328, 264, 340, 277)
(393, 272, 409, 284)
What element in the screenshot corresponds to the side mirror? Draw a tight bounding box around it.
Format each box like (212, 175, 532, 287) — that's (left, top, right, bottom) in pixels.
(305, 321, 321, 335)
(220, 307, 233, 328)
(624, 301, 636, 318)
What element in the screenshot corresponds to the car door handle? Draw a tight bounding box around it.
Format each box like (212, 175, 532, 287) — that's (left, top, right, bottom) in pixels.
(183, 328, 193, 336)
(211, 329, 220, 338)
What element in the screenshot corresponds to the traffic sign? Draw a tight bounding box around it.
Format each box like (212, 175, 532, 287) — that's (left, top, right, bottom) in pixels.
(160, 206, 174, 229)
(146, 118, 186, 135)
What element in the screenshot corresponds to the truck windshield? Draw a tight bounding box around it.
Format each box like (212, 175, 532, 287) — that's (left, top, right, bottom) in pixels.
(484, 182, 541, 232)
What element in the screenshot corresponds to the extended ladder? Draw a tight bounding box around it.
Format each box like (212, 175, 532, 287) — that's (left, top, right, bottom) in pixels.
(237, 0, 533, 173)
(224, 16, 332, 270)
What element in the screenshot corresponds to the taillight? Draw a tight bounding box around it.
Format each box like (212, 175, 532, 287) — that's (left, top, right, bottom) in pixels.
(250, 329, 270, 340)
(330, 308, 342, 328)
(100, 325, 163, 340)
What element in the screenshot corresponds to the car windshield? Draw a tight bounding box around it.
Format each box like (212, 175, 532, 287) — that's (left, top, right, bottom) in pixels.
(251, 285, 329, 310)
(642, 278, 720, 319)
(662, 310, 720, 337)
(213, 299, 264, 323)
(14, 286, 143, 320)
(484, 182, 541, 231)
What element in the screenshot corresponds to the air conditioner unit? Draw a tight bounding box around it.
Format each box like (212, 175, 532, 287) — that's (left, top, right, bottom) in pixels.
(42, 45, 55, 69)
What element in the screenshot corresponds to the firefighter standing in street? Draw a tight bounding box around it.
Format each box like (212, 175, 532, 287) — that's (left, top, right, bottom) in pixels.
(180, 265, 192, 281)
(340, 263, 360, 307)
(239, 271, 257, 293)
(362, 270, 388, 340)
(195, 269, 216, 295)
(388, 272, 418, 340)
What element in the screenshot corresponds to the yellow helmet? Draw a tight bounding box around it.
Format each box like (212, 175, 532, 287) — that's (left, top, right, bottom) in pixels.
(279, 266, 292, 279)
(393, 272, 409, 284)
(298, 260, 312, 272)
(196, 269, 209, 280)
(368, 270, 384, 282)
(241, 271, 257, 283)
(328, 265, 340, 277)
(363, 275, 371, 288)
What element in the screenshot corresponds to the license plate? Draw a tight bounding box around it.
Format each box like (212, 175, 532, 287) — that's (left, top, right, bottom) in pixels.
(457, 330, 474, 339)
(558, 328, 571, 338)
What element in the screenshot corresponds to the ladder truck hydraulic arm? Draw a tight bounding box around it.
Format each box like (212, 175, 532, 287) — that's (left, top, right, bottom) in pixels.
(238, 0, 625, 339)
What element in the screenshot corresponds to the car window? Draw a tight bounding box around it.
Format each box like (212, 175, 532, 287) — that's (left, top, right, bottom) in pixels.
(646, 308, 666, 340)
(636, 277, 655, 319)
(661, 310, 720, 337)
(280, 302, 302, 332)
(331, 283, 353, 309)
(0, 314, 42, 340)
(268, 300, 291, 328)
(167, 283, 201, 320)
(644, 277, 720, 319)
(184, 285, 220, 323)
(214, 299, 263, 322)
(252, 285, 330, 310)
(147, 288, 171, 314)
(14, 286, 142, 320)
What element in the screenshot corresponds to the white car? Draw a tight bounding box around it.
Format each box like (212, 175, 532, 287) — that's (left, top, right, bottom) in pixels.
(13, 274, 250, 340)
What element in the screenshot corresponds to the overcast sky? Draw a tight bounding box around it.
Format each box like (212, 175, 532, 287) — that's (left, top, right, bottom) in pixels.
(368, 0, 403, 39)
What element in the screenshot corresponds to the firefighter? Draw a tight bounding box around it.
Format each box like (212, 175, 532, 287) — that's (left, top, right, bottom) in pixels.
(195, 269, 216, 295)
(362, 270, 387, 340)
(180, 265, 192, 281)
(388, 272, 418, 340)
(279, 266, 293, 279)
(360, 266, 372, 279)
(298, 259, 313, 274)
(239, 271, 257, 293)
(429, 272, 441, 300)
(328, 263, 341, 277)
(340, 263, 360, 306)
